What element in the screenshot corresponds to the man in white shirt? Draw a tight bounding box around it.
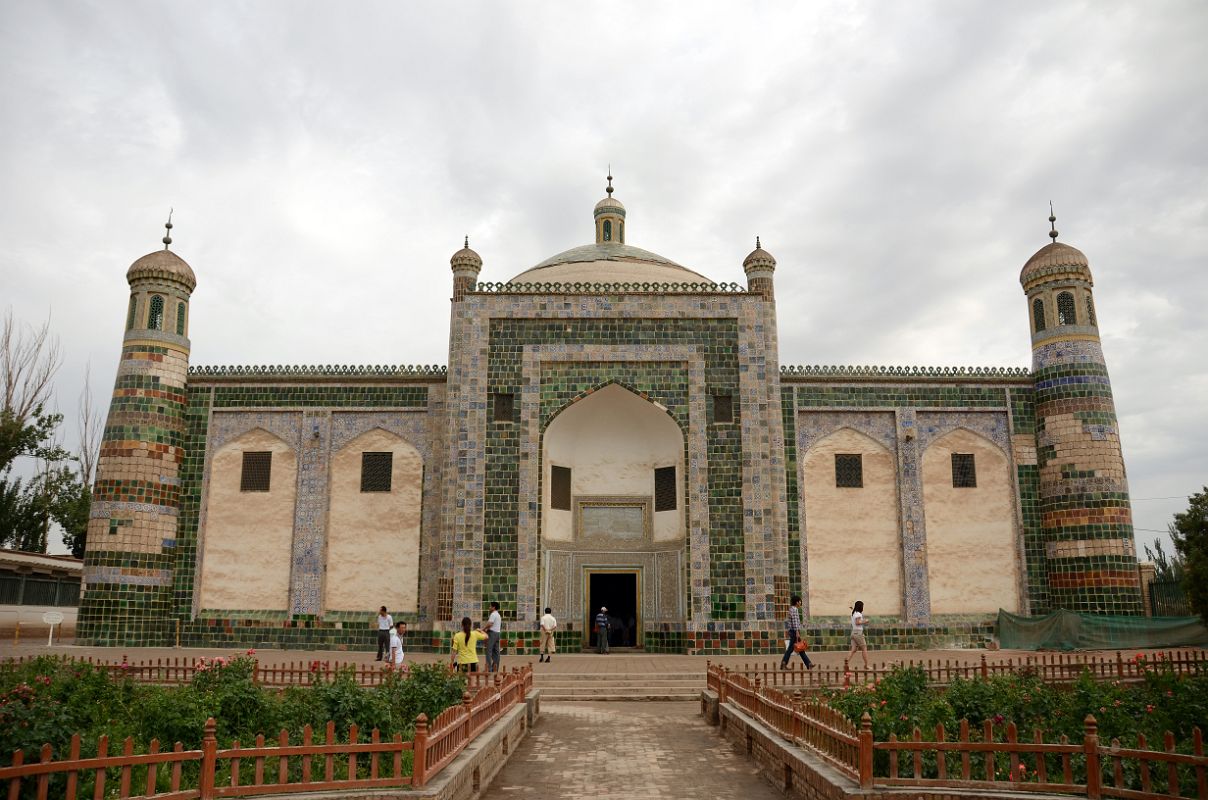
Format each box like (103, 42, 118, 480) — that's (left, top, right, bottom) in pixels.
(484, 601, 503, 672)
(375, 606, 394, 661)
(539, 607, 557, 663)
(388, 620, 407, 669)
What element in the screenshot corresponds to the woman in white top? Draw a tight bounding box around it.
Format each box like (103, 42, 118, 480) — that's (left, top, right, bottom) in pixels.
(849, 600, 870, 667)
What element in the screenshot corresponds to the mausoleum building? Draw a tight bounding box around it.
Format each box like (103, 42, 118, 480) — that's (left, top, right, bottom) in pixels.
(77, 183, 1144, 653)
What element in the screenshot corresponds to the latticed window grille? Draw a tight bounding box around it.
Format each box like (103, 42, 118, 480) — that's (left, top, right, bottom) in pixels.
(492, 392, 514, 422)
(176, 302, 186, 335)
(1057, 291, 1076, 325)
(654, 466, 677, 511)
(951, 453, 977, 488)
(240, 451, 272, 492)
(712, 393, 734, 424)
(1085, 295, 1096, 326)
(603, 220, 612, 241)
(834, 454, 863, 488)
(551, 465, 571, 510)
(1032, 298, 1046, 332)
(147, 295, 164, 330)
(361, 452, 393, 492)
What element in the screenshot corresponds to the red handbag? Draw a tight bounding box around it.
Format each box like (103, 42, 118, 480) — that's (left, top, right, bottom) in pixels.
(794, 640, 808, 653)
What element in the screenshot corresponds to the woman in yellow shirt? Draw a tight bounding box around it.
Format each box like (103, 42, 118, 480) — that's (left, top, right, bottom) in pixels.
(451, 616, 488, 672)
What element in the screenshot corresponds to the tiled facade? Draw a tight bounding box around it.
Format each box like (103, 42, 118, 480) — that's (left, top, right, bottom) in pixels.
(76, 200, 1143, 652)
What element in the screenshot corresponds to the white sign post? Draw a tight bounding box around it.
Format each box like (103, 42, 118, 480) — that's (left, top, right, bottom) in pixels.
(42, 610, 65, 646)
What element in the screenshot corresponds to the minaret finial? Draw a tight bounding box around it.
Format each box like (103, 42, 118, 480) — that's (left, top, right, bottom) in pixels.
(464, 235, 469, 249)
(162, 208, 174, 250)
(756, 236, 761, 250)
(606, 166, 613, 197)
(1048, 202, 1058, 243)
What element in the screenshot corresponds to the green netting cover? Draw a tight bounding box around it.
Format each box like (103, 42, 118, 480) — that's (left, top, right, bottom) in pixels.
(997, 609, 1208, 651)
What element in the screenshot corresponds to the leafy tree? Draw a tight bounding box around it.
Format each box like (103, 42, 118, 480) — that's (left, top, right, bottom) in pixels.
(1170, 487, 1208, 626)
(1143, 537, 1185, 582)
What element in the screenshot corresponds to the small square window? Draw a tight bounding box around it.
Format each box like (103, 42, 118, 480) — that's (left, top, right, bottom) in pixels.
(551, 465, 571, 511)
(240, 452, 272, 492)
(712, 394, 733, 424)
(492, 392, 515, 422)
(835, 454, 863, 488)
(952, 453, 977, 488)
(654, 466, 677, 511)
(361, 452, 393, 492)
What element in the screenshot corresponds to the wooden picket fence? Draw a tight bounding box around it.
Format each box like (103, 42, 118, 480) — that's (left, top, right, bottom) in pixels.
(0, 666, 532, 799)
(709, 664, 1208, 800)
(714, 648, 1208, 691)
(0, 654, 501, 691)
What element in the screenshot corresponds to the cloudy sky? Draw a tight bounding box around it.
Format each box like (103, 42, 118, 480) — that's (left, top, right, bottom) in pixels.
(2, 1, 1205, 556)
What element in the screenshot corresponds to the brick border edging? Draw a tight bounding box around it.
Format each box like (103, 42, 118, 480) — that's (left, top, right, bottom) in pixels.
(701, 691, 1073, 800)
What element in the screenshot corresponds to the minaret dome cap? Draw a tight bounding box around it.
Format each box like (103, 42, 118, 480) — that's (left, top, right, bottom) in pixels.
(127, 249, 197, 291)
(451, 236, 483, 271)
(1020, 241, 1090, 287)
(743, 237, 777, 270)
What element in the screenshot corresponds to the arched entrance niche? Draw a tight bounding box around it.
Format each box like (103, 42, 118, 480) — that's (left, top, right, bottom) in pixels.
(541, 382, 686, 647)
(802, 428, 902, 618)
(921, 428, 1020, 614)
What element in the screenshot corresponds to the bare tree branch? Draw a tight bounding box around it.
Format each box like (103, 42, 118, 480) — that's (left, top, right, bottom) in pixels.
(2, 308, 62, 423)
(77, 363, 103, 486)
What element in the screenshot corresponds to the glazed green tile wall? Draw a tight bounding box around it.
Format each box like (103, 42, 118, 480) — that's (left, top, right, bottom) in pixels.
(794, 384, 1011, 409)
(781, 384, 801, 591)
(486, 318, 744, 619)
(210, 384, 428, 408)
(172, 386, 213, 619)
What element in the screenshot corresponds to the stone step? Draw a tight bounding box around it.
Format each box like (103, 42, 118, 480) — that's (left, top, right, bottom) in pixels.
(533, 672, 703, 682)
(535, 679, 703, 688)
(540, 690, 702, 701)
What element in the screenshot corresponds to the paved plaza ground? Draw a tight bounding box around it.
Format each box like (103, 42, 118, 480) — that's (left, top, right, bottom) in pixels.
(479, 701, 782, 800)
(0, 640, 1178, 671)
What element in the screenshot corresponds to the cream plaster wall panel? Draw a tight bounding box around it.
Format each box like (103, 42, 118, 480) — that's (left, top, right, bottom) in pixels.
(802, 428, 902, 617)
(199, 429, 296, 610)
(326, 429, 423, 613)
(921, 429, 1020, 614)
(543, 384, 684, 542)
(1011, 434, 1038, 466)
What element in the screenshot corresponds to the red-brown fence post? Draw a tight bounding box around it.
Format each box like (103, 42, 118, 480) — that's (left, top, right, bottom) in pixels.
(1084, 715, 1101, 800)
(980, 653, 988, 679)
(859, 712, 874, 788)
(718, 667, 727, 704)
(412, 714, 428, 787)
(199, 717, 218, 800)
(1116, 652, 1124, 679)
(252, 659, 260, 686)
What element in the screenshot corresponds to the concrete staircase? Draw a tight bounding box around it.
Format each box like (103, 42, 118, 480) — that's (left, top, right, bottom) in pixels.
(534, 670, 705, 701)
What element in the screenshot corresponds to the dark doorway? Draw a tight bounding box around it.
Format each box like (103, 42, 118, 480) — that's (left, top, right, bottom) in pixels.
(587, 571, 639, 649)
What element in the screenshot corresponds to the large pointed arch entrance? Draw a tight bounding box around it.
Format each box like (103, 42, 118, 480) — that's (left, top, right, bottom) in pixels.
(540, 383, 687, 649)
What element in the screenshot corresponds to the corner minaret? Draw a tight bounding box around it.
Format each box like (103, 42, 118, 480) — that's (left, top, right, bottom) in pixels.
(1021, 209, 1142, 614)
(593, 172, 626, 244)
(451, 236, 483, 300)
(77, 215, 197, 645)
(743, 236, 777, 300)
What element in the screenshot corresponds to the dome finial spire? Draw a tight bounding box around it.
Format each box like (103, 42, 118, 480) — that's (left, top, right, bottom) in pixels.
(606, 166, 613, 197)
(464, 235, 469, 249)
(162, 208, 174, 250)
(755, 235, 761, 250)
(1048, 202, 1058, 243)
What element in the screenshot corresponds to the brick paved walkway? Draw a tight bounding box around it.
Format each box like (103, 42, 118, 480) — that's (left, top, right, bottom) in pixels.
(478, 701, 781, 799)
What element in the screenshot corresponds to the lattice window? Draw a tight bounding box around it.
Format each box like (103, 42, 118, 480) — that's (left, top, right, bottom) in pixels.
(492, 392, 514, 423)
(1032, 298, 1046, 332)
(834, 454, 863, 488)
(240, 451, 272, 492)
(603, 220, 612, 241)
(952, 453, 977, 488)
(712, 393, 734, 424)
(551, 465, 571, 510)
(654, 466, 677, 511)
(176, 302, 186, 336)
(361, 452, 393, 492)
(1085, 295, 1096, 326)
(619, 221, 624, 243)
(1057, 291, 1076, 325)
(147, 295, 164, 330)
(126, 297, 137, 330)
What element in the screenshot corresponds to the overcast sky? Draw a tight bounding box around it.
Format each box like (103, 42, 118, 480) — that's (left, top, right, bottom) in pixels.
(2, 1, 1205, 557)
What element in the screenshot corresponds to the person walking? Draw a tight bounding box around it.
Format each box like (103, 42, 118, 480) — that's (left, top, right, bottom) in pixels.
(849, 600, 870, 667)
(484, 601, 503, 672)
(388, 620, 407, 670)
(594, 606, 610, 654)
(780, 595, 814, 670)
(451, 617, 488, 673)
(375, 606, 394, 661)
(539, 607, 557, 663)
